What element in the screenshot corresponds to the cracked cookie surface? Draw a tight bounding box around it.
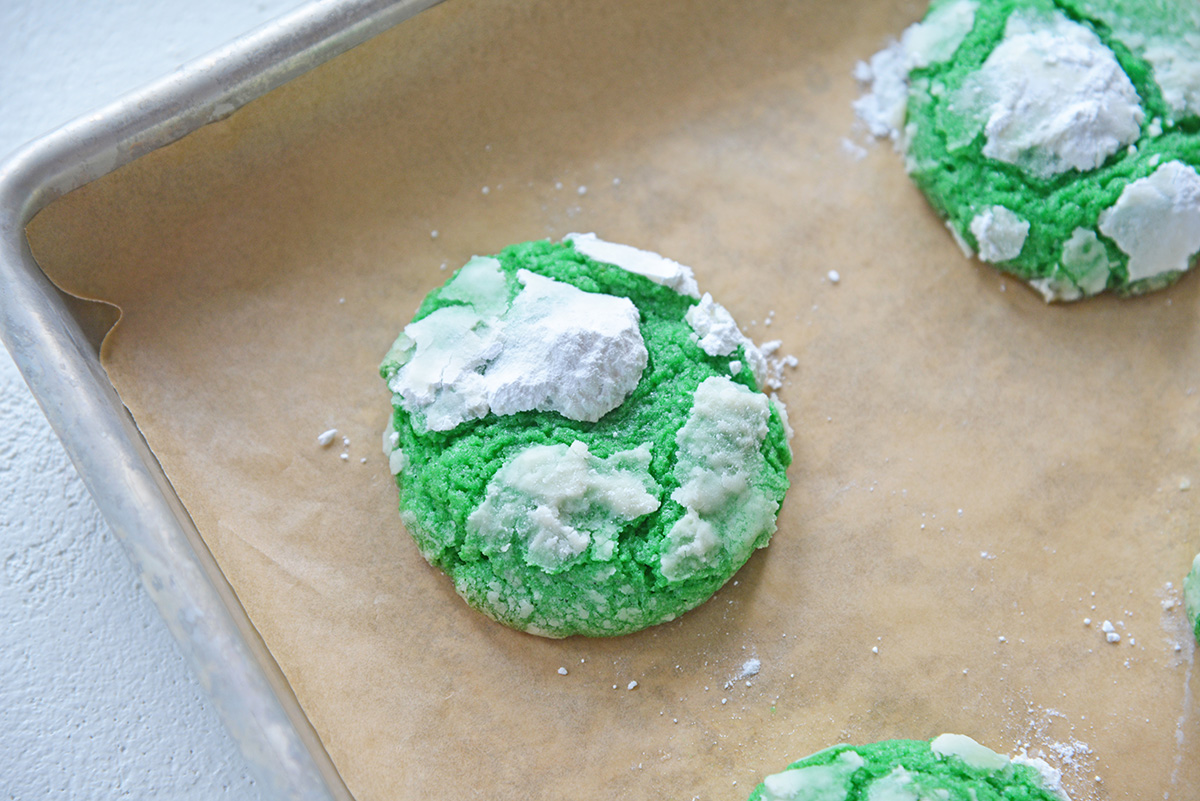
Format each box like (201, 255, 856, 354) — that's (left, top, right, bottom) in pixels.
(380, 237, 791, 637)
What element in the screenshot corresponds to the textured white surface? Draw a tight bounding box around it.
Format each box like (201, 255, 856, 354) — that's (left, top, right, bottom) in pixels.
(386, 266, 648, 431)
(951, 10, 1143, 178)
(0, 1, 304, 798)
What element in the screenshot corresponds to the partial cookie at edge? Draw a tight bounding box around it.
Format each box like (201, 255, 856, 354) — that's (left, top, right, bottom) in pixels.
(855, 0, 1200, 301)
(747, 733, 1069, 801)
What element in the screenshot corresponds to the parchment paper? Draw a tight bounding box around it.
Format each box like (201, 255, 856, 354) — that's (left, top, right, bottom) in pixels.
(26, 0, 1199, 798)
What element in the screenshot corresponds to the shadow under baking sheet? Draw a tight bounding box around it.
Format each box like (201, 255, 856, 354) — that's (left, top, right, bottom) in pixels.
(25, 0, 1199, 798)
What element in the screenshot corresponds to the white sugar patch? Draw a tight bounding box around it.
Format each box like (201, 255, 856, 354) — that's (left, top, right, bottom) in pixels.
(724, 656, 762, 689)
(565, 233, 701, 298)
(1098, 161, 1200, 283)
(947, 10, 1143, 178)
(384, 259, 647, 431)
(852, 0, 978, 145)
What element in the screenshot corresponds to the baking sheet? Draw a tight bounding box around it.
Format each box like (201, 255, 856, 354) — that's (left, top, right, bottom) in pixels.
(24, 0, 1198, 798)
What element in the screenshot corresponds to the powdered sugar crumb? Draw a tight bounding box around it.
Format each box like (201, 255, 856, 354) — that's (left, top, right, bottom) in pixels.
(1009, 704, 1096, 800)
(757, 339, 798, 391)
(840, 137, 869, 161)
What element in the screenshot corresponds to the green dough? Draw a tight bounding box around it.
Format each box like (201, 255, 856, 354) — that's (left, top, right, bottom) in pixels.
(747, 734, 1069, 801)
(1185, 553, 1200, 644)
(859, 0, 1200, 300)
(380, 237, 792, 637)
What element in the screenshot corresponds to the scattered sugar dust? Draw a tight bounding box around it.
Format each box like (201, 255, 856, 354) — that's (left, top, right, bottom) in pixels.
(724, 656, 762, 690)
(757, 340, 798, 391)
(1002, 582, 1197, 800)
(1005, 704, 1098, 800)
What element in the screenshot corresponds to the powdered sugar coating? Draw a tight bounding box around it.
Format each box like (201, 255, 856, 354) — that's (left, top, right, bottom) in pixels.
(384, 260, 647, 431)
(1097, 161, 1200, 282)
(661, 377, 778, 581)
(565, 232, 701, 298)
(970, 205, 1030, 263)
(950, 10, 1143, 178)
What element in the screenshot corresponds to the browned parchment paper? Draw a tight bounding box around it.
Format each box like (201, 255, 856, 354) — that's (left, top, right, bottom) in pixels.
(26, 0, 1200, 798)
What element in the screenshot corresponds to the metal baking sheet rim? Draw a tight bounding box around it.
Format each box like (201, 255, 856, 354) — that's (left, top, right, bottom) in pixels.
(0, 2, 444, 798)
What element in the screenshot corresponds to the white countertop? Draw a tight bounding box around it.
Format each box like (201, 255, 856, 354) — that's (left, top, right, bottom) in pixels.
(0, 2, 305, 797)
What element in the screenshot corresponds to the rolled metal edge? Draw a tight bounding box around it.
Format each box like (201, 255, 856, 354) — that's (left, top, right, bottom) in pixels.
(0, 1, 444, 798)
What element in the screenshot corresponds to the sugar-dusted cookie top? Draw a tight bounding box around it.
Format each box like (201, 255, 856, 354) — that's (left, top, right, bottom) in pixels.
(856, 0, 1200, 300)
(380, 236, 792, 637)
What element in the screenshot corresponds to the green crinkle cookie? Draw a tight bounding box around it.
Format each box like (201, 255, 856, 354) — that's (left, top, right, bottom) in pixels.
(747, 734, 1069, 801)
(1185, 552, 1200, 644)
(861, 0, 1200, 300)
(379, 236, 792, 637)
